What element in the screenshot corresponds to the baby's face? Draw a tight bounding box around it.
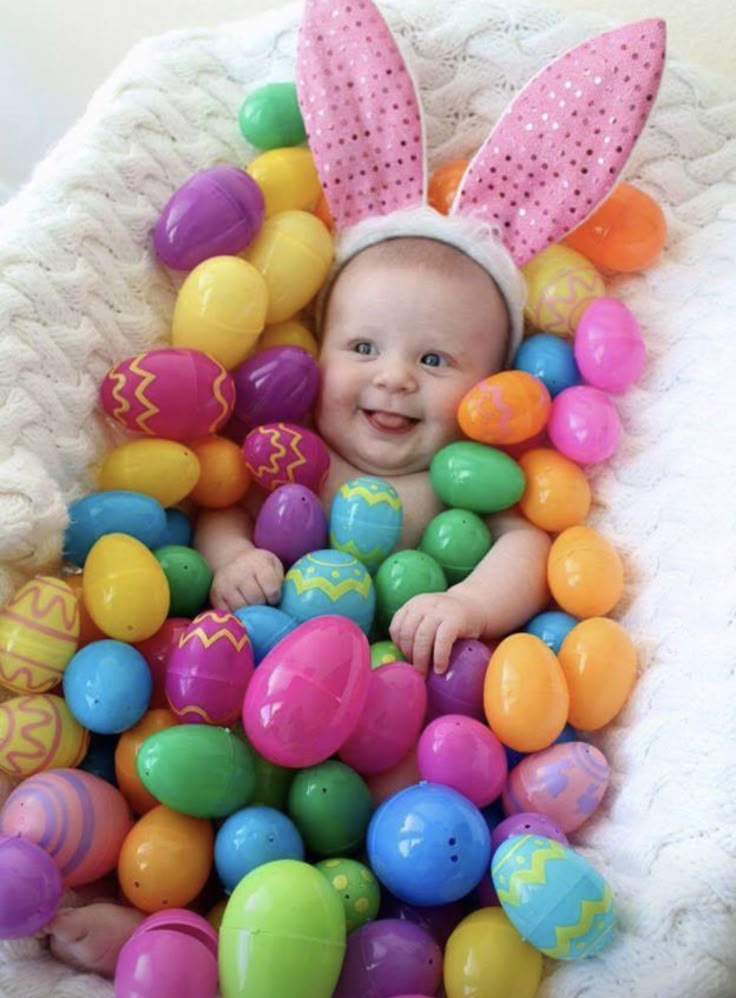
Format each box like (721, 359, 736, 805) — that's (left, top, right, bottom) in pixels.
(316, 243, 508, 477)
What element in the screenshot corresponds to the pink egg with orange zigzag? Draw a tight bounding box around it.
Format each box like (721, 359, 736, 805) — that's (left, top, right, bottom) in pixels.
(0, 694, 89, 778)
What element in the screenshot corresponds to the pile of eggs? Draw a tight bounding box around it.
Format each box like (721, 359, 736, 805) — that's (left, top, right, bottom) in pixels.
(0, 75, 666, 998)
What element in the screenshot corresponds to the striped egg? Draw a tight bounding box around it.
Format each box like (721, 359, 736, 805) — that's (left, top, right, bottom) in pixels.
(492, 834, 616, 960)
(0, 576, 79, 694)
(0, 768, 133, 886)
(0, 694, 89, 778)
(458, 371, 551, 447)
(329, 476, 403, 574)
(243, 422, 330, 494)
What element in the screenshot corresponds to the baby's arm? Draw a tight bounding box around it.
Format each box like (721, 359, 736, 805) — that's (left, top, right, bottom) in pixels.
(390, 511, 551, 674)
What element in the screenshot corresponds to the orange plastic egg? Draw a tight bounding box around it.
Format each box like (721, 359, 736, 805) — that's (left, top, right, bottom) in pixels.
(564, 182, 667, 273)
(458, 371, 551, 446)
(518, 448, 592, 532)
(547, 526, 624, 617)
(428, 159, 468, 215)
(522, 244, 606, 337)
(257, 319, 320, 358)
(558, 617, 637, 730)
(187, 436, 251, 508)
(114, 708, 180, 815)
(118, 804, 213, 913)
(484, 634, 569, 752)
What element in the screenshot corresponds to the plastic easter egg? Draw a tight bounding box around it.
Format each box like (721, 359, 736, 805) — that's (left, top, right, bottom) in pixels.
(374, 550, 446, 631)
(523, 610, 578, 654)
(370, 640, 404, 668)
(338, 662, 427, 775)
(419, 509, 492, 585)
(492, 834, 616, 959)
(218, 859, 346, 998)
(315, 858, 381, 934)
(79, 732, 118, 784)
(172, 256, 268, 370)
(98, 439, 201, 508)
(64, 491, 167, 567)
(367, 783, 491, 906)
(329, 476, 403, 574)
(154, 546, 213, 618)
(574, 297, 646, 393)
(557, 617, 637, 729)
(522, 244, 606, 337)
(280, 550, 375, 634)
(134, 618, 191, 709)
(243, 210, 334, 324)
(0, 835, 63, 939)
(313, 190, 335, 231)
(137, 725, 256, 819)
(380, 897, 465, 950)
(0, 768, 132, 886)
(0, 576, 79, 694)
(64, 572, 106, 647)
(430, 442, 525, 513)
(153, 164, 265, 271)
(257, 318, 319, 358)
(63, 640, 152, 734)
(165, 610, 254, 726)
(100, 348, 235, 441)
(513, 333, 582, 397)
(247, 147, 321, 216)
(239, 82, 307, 150)
(518, 448, 592, 532)
(444, 907, 542, 998)
(547, 525, 624, 617)
(158, 508, 193, 548)
(245, 739, 296, 810)
(333, 919, 442, 998)
(503, 742, 609, 832)
(428, 159, 468, 214)
(366, 747, 421, 807)
(417, 715, 507, 808)
(564, 181, 666, 272)
(0, 694, 89, 777)
(243, 421, 330, 493)
(215, 806, 304, 893)
(458, 371, 551, 446)
(231, 345, 320, 433)
(548, 385, 621, 464)
(425, 640, 491, 723)
(287, 760, 372, 856)
(115, 909, 218, 998)
(242, 616, 371, 768)
(118, 804, 213, 912)
(233, 604, 298, 663)
(484, 634, 569, 753)
(115, 708, 180, 815)
(83, 533, 170, 641)
(491, 813, 568, 851)
(254, 484, 328, 566)
(186, 434, 251, 508)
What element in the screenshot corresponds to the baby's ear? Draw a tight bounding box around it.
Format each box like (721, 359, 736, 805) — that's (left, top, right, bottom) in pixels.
(296, 0, 426, 229)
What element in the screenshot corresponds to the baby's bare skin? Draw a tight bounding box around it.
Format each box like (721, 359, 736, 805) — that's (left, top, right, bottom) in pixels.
(47, 903, 145, 978)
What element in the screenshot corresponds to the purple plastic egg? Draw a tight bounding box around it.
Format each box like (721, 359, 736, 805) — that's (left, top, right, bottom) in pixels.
(574, 297, 646, 394)
(333, 919, 442, 998)
(425, 639, 492, 722)
(0, 834, 63, 938)
(491, 812, 569, 852)
(231, 346, 320, 433)
(153, 165, 265, 271)
(379, 896, 465, 950)
(253, 484, 327, 567)
(243, 422, 330, 494)
(475, 875, 500, 907)
(417, 715, 507, 808)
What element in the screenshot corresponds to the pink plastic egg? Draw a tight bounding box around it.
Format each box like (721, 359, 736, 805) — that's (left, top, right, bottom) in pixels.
(243, 422, 330, 493)
(574, 297, 646, 393)
(417, 715, 507, 808)
(547, 385, 621, 464)
(502, 741, 609, 832)
(242, 615, 370, 768)
(230, 346, 320, 437)
(100, 348, 235, 441)
(165, 611, 254, 726)
(135, 618, 192, 710)
(253, 484, 328, 567)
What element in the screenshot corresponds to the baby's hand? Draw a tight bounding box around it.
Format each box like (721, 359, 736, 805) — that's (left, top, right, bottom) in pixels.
(390, 591, 485, 675)
(210, 548, 284, 612)
(47, 903, 145, 977)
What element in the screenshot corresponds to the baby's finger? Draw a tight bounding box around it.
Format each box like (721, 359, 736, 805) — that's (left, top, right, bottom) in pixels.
(389, 605, 417, 660)
(410, 615, 441, 675)
(255, 568, 282, 606)
(432, 620, 459, 675)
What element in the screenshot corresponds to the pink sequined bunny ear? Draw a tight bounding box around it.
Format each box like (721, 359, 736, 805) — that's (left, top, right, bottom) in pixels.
(452, 20, 666, 265)
(296, 0, 425, 229)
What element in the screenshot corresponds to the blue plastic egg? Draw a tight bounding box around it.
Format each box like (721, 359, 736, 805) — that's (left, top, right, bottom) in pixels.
(280, 550, 375, 635)
(215, 805, 305, 893)
(234, 605, 299, 664)
(64, 491, 167, 566)
(523, 610, 579, 653)
(63, 640, 152, 734)
(158, 507, 193, 547)
(513, 334, 582, 398)
(78, 733, 119, 784)
(329, 476, 403, 574)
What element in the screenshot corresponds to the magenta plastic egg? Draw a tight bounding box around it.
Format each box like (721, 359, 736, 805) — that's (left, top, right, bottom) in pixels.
(547, 385, 621, 464)
(153, 164, 265, 271)
(425, 639, 493, 723)
(100, 348, 235, 441)
(0, 834, 63, 938)
(574, 297, 646, 393)
(243, 422, 330, 493)
(230, 346, 320, 434)
(417, 715, 507, 808)
(242, 615, 370, 768)
(502, 741, 609, 833)
(253, 484, 328, 567)
(338, 662, 427, 776)
(165, 611, 255, 726)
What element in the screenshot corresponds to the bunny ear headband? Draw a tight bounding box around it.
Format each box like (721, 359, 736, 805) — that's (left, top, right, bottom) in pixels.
(296, 0, 666, 354)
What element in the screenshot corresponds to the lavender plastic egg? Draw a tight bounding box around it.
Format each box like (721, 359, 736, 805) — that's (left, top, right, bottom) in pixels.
(153, 165, 265, 271)
(333, 919, 442, 998)
(231, 347, 320, 434)
(254, 485, 327, 567)
(0, 835, 63, 938)
(491, 812, 569, 852)
(425, 639, 492, 722)
(380, 896, 465, 949)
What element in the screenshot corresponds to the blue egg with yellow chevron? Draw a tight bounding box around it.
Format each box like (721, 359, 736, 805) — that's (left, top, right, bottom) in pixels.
(329, 476, 403, 574)
(279, 550, 375, 634)
(491, 834, 616, 960)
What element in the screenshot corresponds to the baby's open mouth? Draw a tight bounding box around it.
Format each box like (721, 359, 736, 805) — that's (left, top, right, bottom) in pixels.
(362, 409, 419, 433)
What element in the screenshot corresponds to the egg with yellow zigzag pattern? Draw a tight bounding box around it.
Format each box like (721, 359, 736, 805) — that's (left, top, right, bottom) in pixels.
(280, 550, 375, 635)
(329, 476, 403, 575)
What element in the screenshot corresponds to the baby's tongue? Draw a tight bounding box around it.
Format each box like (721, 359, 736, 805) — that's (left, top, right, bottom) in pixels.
(369, 410, 414, 431)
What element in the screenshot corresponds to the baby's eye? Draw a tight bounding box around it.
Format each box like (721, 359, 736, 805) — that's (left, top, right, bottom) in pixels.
(420, 351, 448, 368)
(352, 340, 377, 356)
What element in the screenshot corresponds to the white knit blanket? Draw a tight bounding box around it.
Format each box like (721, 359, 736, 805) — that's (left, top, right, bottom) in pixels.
(1, 2, 735, 996)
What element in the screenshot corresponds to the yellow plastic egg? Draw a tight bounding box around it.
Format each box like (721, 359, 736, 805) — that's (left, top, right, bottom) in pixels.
(547, 525, 624, 618)
(0, 693, 89, 777)
(171, 255, 268, 370)
(83, 534, 170, 642)
(243, 210, 334, 324)
(444, 907, 542, 998)
(558, 617, 638, 730)
(98, 439, 201, 508)
(522, 244, 606, 337)
(247, 147, 321, 217)
(0, 576, 79, 694)
(257, 319, 319, 358)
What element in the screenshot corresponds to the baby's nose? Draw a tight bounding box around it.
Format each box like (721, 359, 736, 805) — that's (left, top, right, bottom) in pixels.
(373, 358, 418, 392)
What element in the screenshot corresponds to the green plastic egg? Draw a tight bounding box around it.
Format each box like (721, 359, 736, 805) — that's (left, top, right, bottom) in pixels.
(370, 640, 405, 669)
(154, 545, 213, 617)
(287, 760, 373, 856)
(315, 857, 381, 933)
(137, 725, 255, 818)
(239, 82, 307, 150)
(374, 550, 447, 631)
(430, 441, 526, 513)
(419, 509, 493, 584)
(219, 859, 345, 998)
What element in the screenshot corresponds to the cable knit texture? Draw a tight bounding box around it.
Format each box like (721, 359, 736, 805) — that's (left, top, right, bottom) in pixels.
(1, 2, 735, 995)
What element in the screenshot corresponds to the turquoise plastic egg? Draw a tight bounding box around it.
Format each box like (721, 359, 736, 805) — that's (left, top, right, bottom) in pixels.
(64, 491, 166, 566)
(419, 509, 493, 584)
(492, 834, 616, 960)
(280, 550, 375, 635)
(329, 476, 403, 574)
(430, 442, 525, 513)
(239, 83, 307, 150)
